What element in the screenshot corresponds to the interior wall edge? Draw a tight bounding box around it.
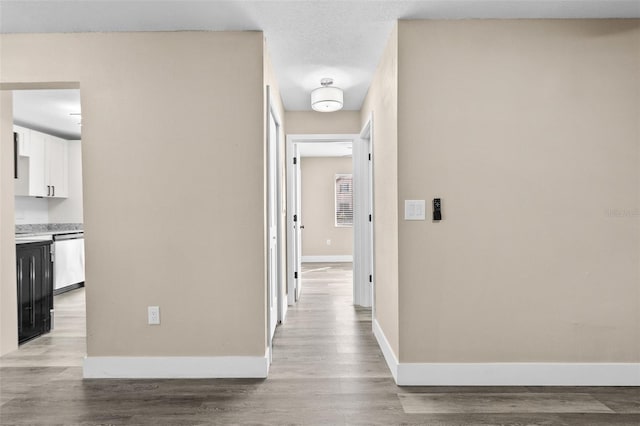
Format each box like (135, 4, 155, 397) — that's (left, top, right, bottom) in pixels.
(0, 90, 18, 356)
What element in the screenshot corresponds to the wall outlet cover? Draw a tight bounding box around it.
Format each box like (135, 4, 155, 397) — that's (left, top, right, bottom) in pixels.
(148, 306, 160, 325)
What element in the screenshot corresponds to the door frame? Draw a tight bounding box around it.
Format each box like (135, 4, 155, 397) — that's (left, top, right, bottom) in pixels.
(286, 133, 374, 308)
(286, 141, 301, 306)
(358, 114, 375, 315)
(266, 86, 283, 359)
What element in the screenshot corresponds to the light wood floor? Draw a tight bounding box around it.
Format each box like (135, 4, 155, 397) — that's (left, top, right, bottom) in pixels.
(1, 263, 638, 425)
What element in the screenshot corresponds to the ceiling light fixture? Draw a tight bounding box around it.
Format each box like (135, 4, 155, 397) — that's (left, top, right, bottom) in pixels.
(311, 78, 343, 112)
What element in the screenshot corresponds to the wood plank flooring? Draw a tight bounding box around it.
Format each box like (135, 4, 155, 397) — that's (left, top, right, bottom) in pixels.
(1, 263, 638, 425)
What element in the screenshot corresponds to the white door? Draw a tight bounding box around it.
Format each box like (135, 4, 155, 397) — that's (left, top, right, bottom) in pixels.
(268, 114, 278, 341)
(267, 98, 279, 342)
(361, 118, 375, 318)
(352, 136, 373, 307)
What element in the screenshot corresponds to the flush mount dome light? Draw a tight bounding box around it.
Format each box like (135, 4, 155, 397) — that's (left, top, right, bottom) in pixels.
(311, 78, 343, 112)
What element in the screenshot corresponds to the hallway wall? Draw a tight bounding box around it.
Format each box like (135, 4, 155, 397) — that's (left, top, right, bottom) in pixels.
(396, 19, 640, 363)
(360, 25, 400, 357)
(285, 111, 361, 135)
(0, 92, 17, 356)
(1, 32, 270, 366)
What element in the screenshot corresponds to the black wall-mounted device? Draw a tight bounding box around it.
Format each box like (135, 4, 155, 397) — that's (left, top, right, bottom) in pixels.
(433, 198, 442, 221)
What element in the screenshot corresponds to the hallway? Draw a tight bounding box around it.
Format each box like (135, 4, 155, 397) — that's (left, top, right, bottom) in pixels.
(271, 262, 386, 379)
(0, 264, 638, 425)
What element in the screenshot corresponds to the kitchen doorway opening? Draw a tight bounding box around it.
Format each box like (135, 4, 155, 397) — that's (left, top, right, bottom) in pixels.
(0, 85, 87, 367)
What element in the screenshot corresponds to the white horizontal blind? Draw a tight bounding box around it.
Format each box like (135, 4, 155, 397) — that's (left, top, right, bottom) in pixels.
(335, 174, 353, 227)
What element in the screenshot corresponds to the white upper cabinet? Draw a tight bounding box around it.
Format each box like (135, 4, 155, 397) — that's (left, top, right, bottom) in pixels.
(45, 135, 68, 198)
(13, 125, 31, 156)
(14, 126, 47, 197)
(14, 126, 68, 198)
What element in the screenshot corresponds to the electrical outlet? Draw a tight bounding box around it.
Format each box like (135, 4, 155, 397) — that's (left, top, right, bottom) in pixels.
(148, 306, 160, 325)
(326, 239, 331, 246)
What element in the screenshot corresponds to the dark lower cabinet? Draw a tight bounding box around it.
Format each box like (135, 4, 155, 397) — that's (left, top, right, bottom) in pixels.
(16, 241, 53, 344)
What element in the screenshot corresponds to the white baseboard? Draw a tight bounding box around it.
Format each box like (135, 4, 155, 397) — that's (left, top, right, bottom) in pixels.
(396, 362, 640, 386)
(83, 350, 270, 379)
(372, 319, 639, 386)
(301, 255, 352, 263)
(373, 319, 399, 382)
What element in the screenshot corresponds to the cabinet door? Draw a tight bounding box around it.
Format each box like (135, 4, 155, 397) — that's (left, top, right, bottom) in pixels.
(17, 246, 41, 343)
(36, 244, 53, 334)
(13, 126, 30, 196)
(13, 125, 31, 156)
(16, 243, 52, 344)
(28, 131, 47, 197)
(13, 127, 47, 197)
(45, 136, 68, 198)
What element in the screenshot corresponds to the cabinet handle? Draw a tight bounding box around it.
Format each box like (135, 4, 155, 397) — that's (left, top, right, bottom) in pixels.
(30, 256, 36, 326)
(47, 185, 51, 196)
(13, 132, 18, 179)
(52, 186, 55, 197)
(17, 258, 23, 332)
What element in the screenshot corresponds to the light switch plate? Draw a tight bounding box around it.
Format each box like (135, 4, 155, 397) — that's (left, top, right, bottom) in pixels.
(405, 200, 426, 220)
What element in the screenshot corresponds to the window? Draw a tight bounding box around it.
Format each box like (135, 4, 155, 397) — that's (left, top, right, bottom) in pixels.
(335, 174, 353, 227)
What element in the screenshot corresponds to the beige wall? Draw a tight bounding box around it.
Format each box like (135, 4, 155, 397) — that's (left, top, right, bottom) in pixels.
(301, 157, 353, 257)
(360, 25, 400, 356)
(286, 111, 361, 134)
(1, 32, 268, 357)
(0, 92, 18, 356)
(397, 20, 640, 363)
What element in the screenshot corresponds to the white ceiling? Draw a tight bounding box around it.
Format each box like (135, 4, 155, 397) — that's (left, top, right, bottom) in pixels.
(2, 0, 638, 124)
(13, 90, 82, 140)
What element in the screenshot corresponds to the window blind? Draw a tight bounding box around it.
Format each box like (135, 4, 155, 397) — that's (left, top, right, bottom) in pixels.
(335, 174, 353, 227)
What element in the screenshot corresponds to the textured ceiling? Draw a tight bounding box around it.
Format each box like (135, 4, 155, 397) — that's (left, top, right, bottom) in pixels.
(1, 0, 639, 112)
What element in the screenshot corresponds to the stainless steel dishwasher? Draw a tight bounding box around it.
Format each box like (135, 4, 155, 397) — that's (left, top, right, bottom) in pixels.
(53, 232, 85, 293)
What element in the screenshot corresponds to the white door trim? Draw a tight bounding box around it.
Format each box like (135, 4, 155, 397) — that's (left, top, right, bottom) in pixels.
(266, 86, 282, 362)
(301, 255, 353, 263)
(286, 133, 372, 308)
(286, 140, 300, 306)
(358, 114, 374, 310)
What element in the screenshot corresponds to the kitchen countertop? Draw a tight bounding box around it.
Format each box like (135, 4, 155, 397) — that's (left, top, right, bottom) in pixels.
(15, 223, 82, 235)
(15, 224, 83, 244)
(16, 230, 84, 244)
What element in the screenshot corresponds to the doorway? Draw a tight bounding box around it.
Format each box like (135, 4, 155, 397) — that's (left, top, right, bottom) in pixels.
(286, 131, 373, 310)
(1, 87, 87, 363)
